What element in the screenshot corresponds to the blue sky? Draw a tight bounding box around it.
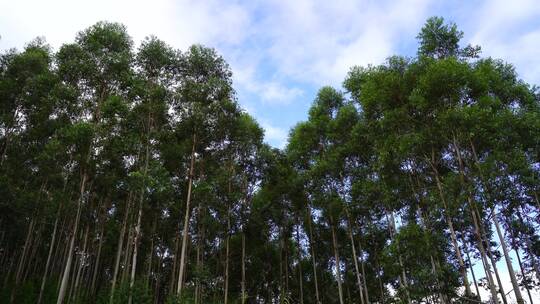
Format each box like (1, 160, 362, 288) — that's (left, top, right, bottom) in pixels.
(1, 0, 540, 149)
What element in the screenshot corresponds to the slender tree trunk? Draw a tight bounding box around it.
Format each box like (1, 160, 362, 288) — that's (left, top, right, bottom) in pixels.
(129, 134, 151, 304)
(330, 218, 344, 304)
(23, 223, 43, 281)
(493, 213, 523, 304)
(72, 225, 89, 301)
(465, 247, 481, 300)
(390, 212, 411, 304)
(469, 197, 500, 303)
(122, 225, 134, 286)
(241, 232, 246, 304)
(170, 228, 180, 292)
(177, 133, 197, 296)
(146, 217, 157, 286)
(469, 139, 525, 304)
(195, 205, 203, 304)
(38, 189, 66, 304)
(484, 231, 508, 304)
(345, 208, 365, 304)
(358, 235, 370, 304)
(57, 171, 87, 304)
(224, 202, 231, 304)
(306, 206, 321, 304)
(11, 217, 35, 302)
(110, 192, 132, 303)
(295, 221, 304, 304)
(430, 159, 472, 298)
(452, 138, 500, 303)
(515, 248, 534, 304)
(90, 224, 104, 298)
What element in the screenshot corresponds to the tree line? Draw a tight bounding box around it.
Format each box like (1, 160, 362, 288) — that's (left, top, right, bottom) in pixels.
(0, 17, 539, 304)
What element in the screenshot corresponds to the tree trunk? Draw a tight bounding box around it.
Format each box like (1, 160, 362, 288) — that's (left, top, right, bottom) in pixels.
(38, 197, 63, 304)
(493, 213, 523, 304)
(11, 217, 35, 303)
(389, 212, 411, 304)
(90, 223, 104, 298)
(224, 206, 230, 304)
(358, 235, 370, 304)
(452, 138, 500, 303)
(330, 218, 344, 304)
(241, 232, 246, 304)
(429, 159, 472, 298)
(465, 247, 481, 300)
(515, 248, 534, 304)
(306, 206, 321, 304)
(72, 225, 89, 301)
(177, 133, 197, 296)
(110, 192, 132, 303)
(296, 221, 304, 304)
(344, 208, 365, 304)
(469, 139, 524, 304)
(57, 171, 87, 304)
(122, 225, 134, 286)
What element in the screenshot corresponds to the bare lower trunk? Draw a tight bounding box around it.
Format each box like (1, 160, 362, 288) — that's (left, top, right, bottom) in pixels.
(57, 172, 87, 304)
(307, 207, 321, 304)
(177, 133, 196, 296)
(515, 248, 534, 304)
(465, 248, 481, 300)
(224, 202, 231, 304)
(493, 213, 523, 304)
(387, 212, 411, 304)
(430, 159, 472, 298)
(90, 224, 104, 297)
(170, 229, 180, 292)
(38, 204, 62, 304)
(72, 225, 89, 301)
(110, 193, 132, 303)
(485, 233, 507, 304)
(241, 232, 246, 304)
(358, 237, 369, 304)
(296, 222, 304, 304)
(11, 217, 35, 302)
(330, 219, 344, 304)
(122, 226, 134, 285)
(452, 138, 499, 303)
(345, 209, 365, 304)
(469, 139, 524, 304)
(470, 204, 499, 303)
(129, 116, 152, 304)
(128, 201, 143, 304)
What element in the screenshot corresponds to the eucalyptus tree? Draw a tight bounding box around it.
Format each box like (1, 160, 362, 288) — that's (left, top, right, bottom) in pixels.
(54, 22, 134, 304)
(171, 44, 238, 298)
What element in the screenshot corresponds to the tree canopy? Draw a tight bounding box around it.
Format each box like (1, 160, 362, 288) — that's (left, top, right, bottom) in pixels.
(0, 17, 539, 304)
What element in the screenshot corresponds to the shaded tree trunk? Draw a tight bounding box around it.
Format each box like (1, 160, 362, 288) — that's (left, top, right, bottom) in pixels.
(177, 133, 196, 296)
(57, 171, 87, 304)
(330, 217, 344, 304)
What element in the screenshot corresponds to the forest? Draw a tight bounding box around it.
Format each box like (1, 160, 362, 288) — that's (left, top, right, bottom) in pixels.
(0, 17, 539, 304)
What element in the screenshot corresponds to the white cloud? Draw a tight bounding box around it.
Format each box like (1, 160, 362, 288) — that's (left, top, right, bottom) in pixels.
(250, 0, 432, 86)
(260, 121, 288, 149)
(468, 0, 540, 85)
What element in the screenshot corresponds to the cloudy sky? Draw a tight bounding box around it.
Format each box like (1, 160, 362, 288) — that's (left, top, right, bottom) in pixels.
(1, 0, 540, 149)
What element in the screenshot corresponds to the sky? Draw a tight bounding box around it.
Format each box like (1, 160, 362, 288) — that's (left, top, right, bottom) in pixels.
(1, 0, 540, 301)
